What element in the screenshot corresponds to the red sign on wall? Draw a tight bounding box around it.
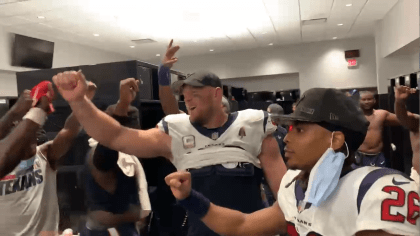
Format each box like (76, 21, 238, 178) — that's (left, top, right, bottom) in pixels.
(348, 59, 357, 67)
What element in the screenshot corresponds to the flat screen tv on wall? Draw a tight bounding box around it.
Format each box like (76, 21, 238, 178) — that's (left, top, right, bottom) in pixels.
(12, 34, 54, 69)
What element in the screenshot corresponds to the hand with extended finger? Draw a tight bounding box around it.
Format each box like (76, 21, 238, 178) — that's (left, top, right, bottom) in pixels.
(162, 39, 180, 68)
(53, 70, 88, 103)
(165, 171, 192, 200)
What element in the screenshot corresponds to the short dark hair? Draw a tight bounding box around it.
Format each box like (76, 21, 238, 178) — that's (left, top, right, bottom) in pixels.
(359, 91, 375, 97)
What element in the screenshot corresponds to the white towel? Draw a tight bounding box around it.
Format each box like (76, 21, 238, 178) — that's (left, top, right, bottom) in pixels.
(88, 138, 152, 219)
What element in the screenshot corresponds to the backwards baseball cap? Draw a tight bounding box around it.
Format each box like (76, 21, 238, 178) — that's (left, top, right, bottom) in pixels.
(277, 88, 369, 150)
(171, 71, 222, 95)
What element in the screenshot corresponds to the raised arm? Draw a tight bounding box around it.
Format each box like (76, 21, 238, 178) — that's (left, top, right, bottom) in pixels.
(394, 86, 419, 131)
(0, 97, 50, 178)
(165, 171, 287, 236)
(0, 90, 33, 140)
(383, 112, 402, 126)
(41, 82, 97, 169)
(105, 78, 142, 129)
(158, 39, 182, 115)
(52, 71, 172, 159)
(258, 134, 287, 197)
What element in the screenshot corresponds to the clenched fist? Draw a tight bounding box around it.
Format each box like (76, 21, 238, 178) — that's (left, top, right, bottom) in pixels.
(86, 81, 97, 100)
(395, 85, 416, 102)
(165, 171, 192, 200)
(10, 90, 33, 117)
(119, 78, 140, 104)
(53, 70, 88, 103)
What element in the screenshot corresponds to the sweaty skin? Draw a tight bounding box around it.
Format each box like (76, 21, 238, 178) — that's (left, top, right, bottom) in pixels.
(394, 86, 420, 174)
(410, 131, 419, 174)
(359, 93, 400, 154)
(358, 110, 387, 153)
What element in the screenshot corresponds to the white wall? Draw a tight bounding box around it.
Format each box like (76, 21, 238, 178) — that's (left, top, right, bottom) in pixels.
(223, 73, 299, 92)
(0, 25, 133, 96)
(52, 40, 132, 68)
(0, 70, 18, 97)
(161, 37, 377, 93)
(374, 0, 420, 94)
(377, 0, 419, 58)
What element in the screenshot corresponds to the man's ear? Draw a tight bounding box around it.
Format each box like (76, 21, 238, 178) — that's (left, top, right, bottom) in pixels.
(214, 87, 223, 99)
(332, 131, 345, 152)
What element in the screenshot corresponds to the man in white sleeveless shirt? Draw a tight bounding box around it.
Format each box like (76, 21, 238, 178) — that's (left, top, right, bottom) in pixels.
(52, 54, 287, 236)
(165, 88, 419, 236)
(0, 79, 96, 236)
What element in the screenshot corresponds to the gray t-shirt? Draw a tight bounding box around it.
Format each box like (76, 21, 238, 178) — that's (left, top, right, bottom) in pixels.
(0, 147, 59, 235)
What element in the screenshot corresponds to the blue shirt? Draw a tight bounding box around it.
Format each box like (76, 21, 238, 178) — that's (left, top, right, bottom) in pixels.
(273, 126, 287, 161)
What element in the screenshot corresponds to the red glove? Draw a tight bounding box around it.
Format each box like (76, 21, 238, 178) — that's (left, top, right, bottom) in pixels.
(31, 81, 55, 114)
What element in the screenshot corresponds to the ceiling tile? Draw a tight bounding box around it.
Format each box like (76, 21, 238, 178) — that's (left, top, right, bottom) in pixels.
(356, 0, 398, 22)
(328, 0, 367, 24)
(0, 15, 34, 26)
(299, 0, 334, 21)
(0, 0, 397, 59)
(264, 0, 301, 45)
(302, 23, 326, 42)
(0, 2, 31, 17)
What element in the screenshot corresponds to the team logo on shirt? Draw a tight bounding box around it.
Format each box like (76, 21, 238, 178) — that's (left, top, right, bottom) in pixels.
(0, 157, 44, 196)
(297, 205, 304, 214)
(182, 135, 195, 149)
(33, 157, 41, 170)
(238, 127, 246, 139)
(211, 132, 219, 140)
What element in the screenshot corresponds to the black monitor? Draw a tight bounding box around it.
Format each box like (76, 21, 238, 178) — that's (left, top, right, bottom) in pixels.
(12, 34, 54, 69)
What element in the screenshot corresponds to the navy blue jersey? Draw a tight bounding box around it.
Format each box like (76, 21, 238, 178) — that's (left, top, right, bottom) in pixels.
(273, 126, 287, 160)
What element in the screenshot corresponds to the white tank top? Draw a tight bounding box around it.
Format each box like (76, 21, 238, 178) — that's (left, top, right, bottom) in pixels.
(0, 147, 59, 235)
(157, 109, 276, 170)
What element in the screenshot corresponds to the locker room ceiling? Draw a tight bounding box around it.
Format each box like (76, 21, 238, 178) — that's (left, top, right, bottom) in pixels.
(0, 0, 398, 61)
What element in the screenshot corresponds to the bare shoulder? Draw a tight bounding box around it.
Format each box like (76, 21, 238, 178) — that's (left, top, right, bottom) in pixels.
(374, 109, 389, 120)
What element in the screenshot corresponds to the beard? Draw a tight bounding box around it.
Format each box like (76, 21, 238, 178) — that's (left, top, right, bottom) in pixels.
(190, 105, 214, 126)
(190, 113, 207, 126)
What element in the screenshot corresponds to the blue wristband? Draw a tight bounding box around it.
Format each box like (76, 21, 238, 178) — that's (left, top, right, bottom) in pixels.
(158, 64, 171, 86)
(178, 190, 210, 219)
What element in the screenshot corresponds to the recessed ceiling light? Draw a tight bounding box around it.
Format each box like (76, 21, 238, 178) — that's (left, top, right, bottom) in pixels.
(337, 23, 344, 26)
(209, 49, 214, 52)
(268, 43, 273, 46)
(130, 46, 135, 48)
(93, 34, 100, 37)
(262, 32, 267, 34)
(333, 37, 337, 39)
(156, 54, 160, 56)
(346, 4, 352, 6)
(193, 40, 197, 42)
(37, 16, 45, 19)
